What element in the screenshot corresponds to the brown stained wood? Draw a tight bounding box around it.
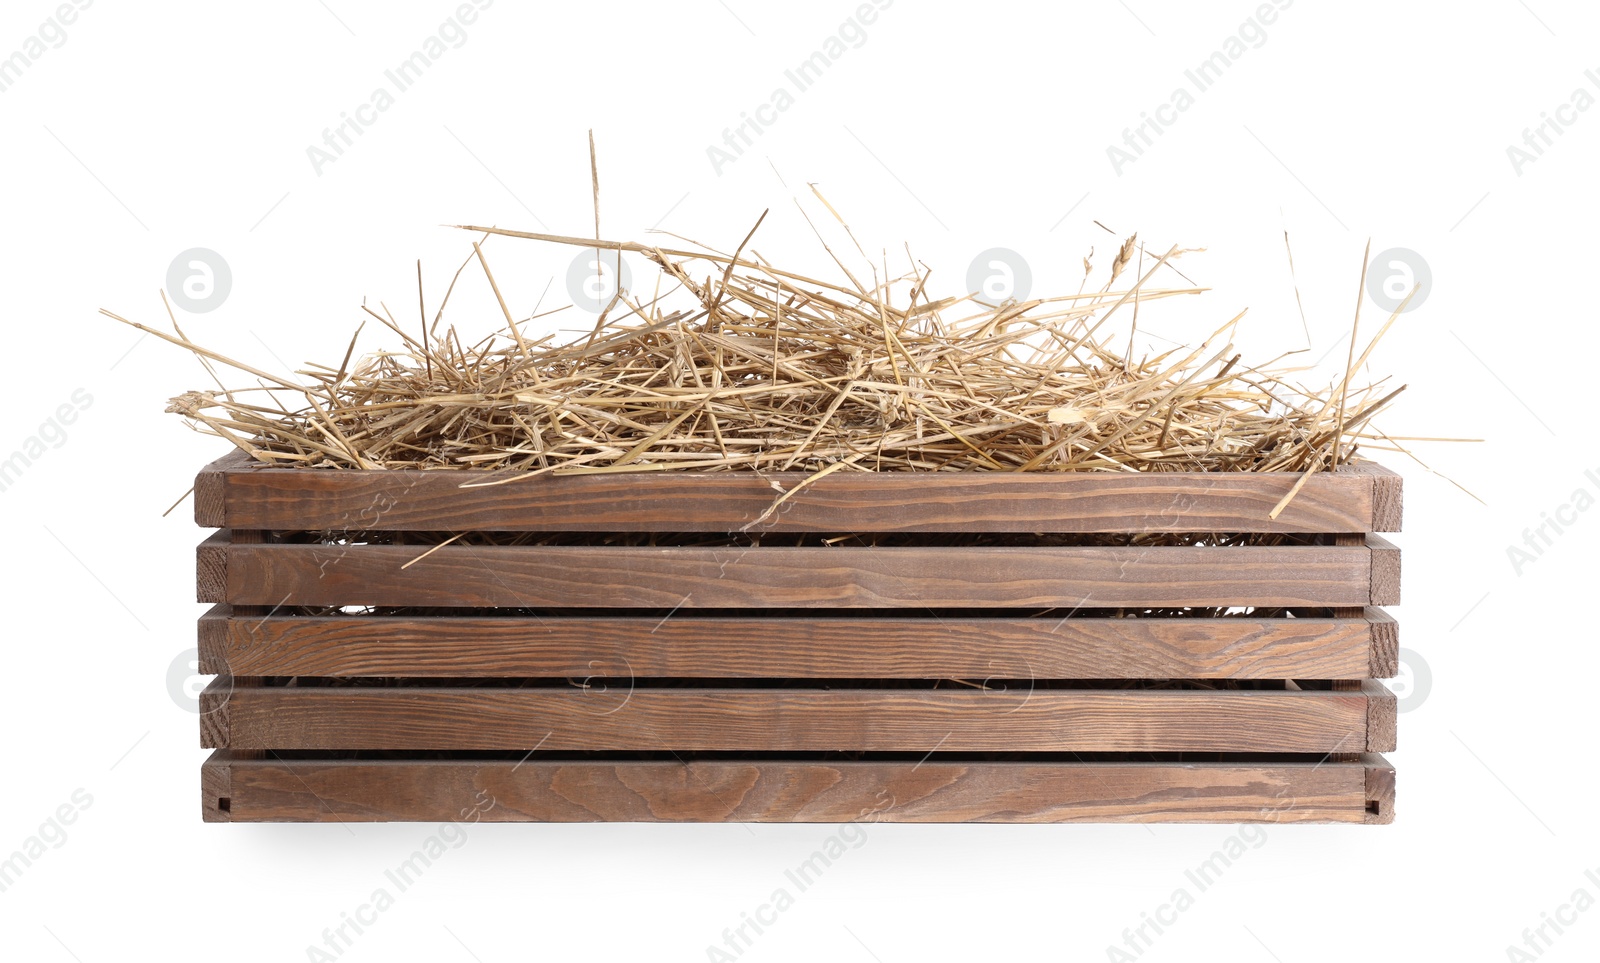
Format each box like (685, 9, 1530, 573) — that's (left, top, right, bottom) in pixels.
(196, 609, 229, 676)
(199, 677, 231, 749)
(207, 685, 1378, 753)
(194, 451, 239, 529)
(201, 748, 264, 822)
(226, 530, 272, 620)
(1327, 531, 1368, 733)
(1368, 534, 1402, 606)
(202, 752, 230, 822)
(189, 451, 1403, 824)
(1332, 533, 1367, 621)
(1365, 758, 1397, 824)
(196, 530, 229, 604)
(197, 604, 1390, 680)
(213, 539, 1376, 609)
(1328, 534, 1380, 700)
(200, 751, 1394, 823)
(1366, 607, 1399, 677)
(205, 456, 1397, 534)
(1365, 680, 1397, 752)
(1342, 460, 1403, 531)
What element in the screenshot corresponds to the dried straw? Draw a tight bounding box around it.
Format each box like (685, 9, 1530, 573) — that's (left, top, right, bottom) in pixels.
(102, 218, 1407, 480)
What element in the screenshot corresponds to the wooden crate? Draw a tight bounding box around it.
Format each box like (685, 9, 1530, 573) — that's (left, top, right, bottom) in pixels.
(193, 451, 1400, 823)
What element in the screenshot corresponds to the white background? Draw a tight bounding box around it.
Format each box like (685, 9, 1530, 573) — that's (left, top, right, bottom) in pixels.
(1, 0, 1596, 960)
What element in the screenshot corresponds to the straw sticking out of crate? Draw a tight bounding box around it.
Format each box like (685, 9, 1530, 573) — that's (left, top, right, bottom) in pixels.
(102, 213, 1410, 481)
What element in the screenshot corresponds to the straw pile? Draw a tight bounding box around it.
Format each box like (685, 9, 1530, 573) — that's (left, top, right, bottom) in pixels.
(103, 220, 1406, 490)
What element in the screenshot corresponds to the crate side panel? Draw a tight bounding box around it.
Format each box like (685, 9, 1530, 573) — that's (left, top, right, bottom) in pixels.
(208, 753, 1381, 823)
(222, 543, 1375, 609)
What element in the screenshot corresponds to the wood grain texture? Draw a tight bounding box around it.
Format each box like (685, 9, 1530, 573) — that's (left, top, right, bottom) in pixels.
(196, 608, 229, 675)
(202, 752, 231, 823)
(1366, 607, 1399, 677)
(1368, 534, 1402, 606)
(201, 450, 1399, 534)
(196, 529, 229, 605)
(198, 676, 231, 749)
(203, 685, 1380, 753)
(194, 452, 233, 529)
(200, 750, 1396, 823)
(197, 604, 1391, 680)
(209, 539, 1377, 609)
(1365, 680, 1397, 752)
(1342, 460, 1403, 532)
(201, 748, 263, 823)
(1365, 758, 1396, 824)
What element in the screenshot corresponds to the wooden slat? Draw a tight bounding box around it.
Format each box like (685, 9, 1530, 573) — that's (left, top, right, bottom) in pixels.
(202, 538, 1378, 608)
(1366, 758, 1397, 824)
(200, 682, 1382, 753)
(1365, 680, 1397, 752)
(194, 452, 233, 529)
(1341, 459, 1403, 531)
(201, 751, 1396, 823)
(1368, 534, 1402, 606)
(1366, 606, 1399, 677)
(195, 530, 229, 605)
(200, 676, 257, 749)
(202, 750, 231, 822)
(197, 450, 1400, 533)
(198, 604, 1392, 680)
